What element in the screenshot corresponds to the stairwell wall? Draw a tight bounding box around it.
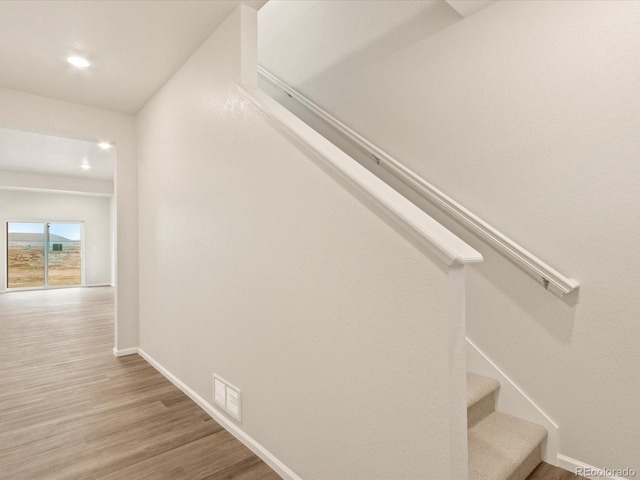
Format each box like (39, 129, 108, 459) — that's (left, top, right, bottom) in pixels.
(258, 0, 640, 472)
(136, 5, 466, 479)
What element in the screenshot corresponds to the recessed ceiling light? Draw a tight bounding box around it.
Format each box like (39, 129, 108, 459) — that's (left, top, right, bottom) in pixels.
(98, 142, 112, 150)
(67, 56, 91, 68)
(80, 164, 91, 170)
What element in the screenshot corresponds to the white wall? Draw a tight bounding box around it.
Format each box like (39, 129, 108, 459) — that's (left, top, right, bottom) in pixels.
(0, 189, 112, 290)
(258, 0, 640, 472)
(0, 87, 137, 351)
(137, 6, 465, 479)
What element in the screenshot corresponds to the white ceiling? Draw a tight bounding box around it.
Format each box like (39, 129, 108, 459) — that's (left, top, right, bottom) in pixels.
(0, 0, 266, 115)
(258, 0, 496, 89)
(0, 127, 115, 181)
(0, 0, 265, 182)
(258, 1, 462, 88)
(0, 0, 493, 182)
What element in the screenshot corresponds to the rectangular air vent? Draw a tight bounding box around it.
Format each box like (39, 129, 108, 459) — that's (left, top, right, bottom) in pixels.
(213, 374, 241, 421)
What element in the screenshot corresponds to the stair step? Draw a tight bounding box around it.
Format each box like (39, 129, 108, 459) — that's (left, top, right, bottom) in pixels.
(469, 411, 547, 480)
(467, 373, 500, 427)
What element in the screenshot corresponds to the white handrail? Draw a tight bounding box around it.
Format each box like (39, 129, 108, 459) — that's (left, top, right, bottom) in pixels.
(237, 82, 483, 267)
(257, 66, 579, 298)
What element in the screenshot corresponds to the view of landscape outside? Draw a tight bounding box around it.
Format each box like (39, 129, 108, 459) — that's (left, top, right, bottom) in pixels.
(7, 222, 81, 288)
(7, 222, 45, 288)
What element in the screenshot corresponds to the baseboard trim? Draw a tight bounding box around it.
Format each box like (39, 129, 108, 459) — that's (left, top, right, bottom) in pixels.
(557, 454, 636, 480)
(466, 337, 559, 464)
(137, 348, 301, 480)
(86, 283, 112, 288)
(112, 347, 138, 357)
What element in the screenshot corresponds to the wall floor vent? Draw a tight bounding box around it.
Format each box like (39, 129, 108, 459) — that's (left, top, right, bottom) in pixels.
(213, 374, 241, 421)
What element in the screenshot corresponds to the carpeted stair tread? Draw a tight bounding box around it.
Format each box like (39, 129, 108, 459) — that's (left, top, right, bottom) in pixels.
(467, 373, 499, 408)
(468, 411, 547, 480)
(467, 373, 500, 427)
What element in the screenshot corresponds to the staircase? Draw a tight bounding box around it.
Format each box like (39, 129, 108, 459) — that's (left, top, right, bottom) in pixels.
(467, 373, 547, 480)
(250, 68, 554, 480)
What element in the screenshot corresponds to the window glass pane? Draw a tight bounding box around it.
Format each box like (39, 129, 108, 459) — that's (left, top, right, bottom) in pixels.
(47, 223, 82, 286)
(7, 222, 45, 288)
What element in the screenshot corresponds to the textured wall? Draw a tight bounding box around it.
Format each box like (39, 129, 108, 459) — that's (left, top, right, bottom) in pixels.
(258, 0, 640, 471)
(137, 6, 462, 479)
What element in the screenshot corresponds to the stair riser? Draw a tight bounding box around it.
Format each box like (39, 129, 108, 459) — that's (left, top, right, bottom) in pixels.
(468, 392, 495, 428)
(467, 375, 547, 480)
(508, 444, 543, 480)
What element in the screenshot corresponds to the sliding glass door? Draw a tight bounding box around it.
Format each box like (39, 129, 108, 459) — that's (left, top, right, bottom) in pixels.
(6, 221, 82, 289)
(6, 222, 45, 288)
(47, 223, 82, 286)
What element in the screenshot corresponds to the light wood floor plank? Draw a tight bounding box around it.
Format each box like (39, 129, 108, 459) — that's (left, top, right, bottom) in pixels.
(0, 287, 281, 480)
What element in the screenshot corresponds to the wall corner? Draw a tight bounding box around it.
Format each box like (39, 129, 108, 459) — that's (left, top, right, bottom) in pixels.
(448, 264, 468, 479)
(239, 4, 258, 87)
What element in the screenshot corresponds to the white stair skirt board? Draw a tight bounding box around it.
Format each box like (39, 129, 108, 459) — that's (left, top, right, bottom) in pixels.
(466, 337, 559, 464)
(136, 348, 302, 480)
(557, 455, 637, 480)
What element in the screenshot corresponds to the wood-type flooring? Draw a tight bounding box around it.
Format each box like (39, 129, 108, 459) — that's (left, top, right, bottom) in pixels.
(0, 286, 590, 480)
(0, 287, 280, 480)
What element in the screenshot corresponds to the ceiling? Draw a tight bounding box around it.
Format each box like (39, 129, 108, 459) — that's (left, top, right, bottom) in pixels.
(0, 0, 266, 115)
(258, 0, 461, 88)
(258, 1, 496, 89)
(0, 127, 115, 181)
(0, 0, 493, 182)
(0, 0, 265, 183)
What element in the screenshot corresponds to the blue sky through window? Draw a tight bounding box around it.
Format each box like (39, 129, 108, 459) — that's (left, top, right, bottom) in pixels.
(7, 222, 43, 234)
(49, 224, 81, 241)
(7, 222, 81, 241)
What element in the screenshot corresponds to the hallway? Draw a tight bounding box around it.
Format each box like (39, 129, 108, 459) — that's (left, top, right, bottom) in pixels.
(0, 287, 279, 479)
